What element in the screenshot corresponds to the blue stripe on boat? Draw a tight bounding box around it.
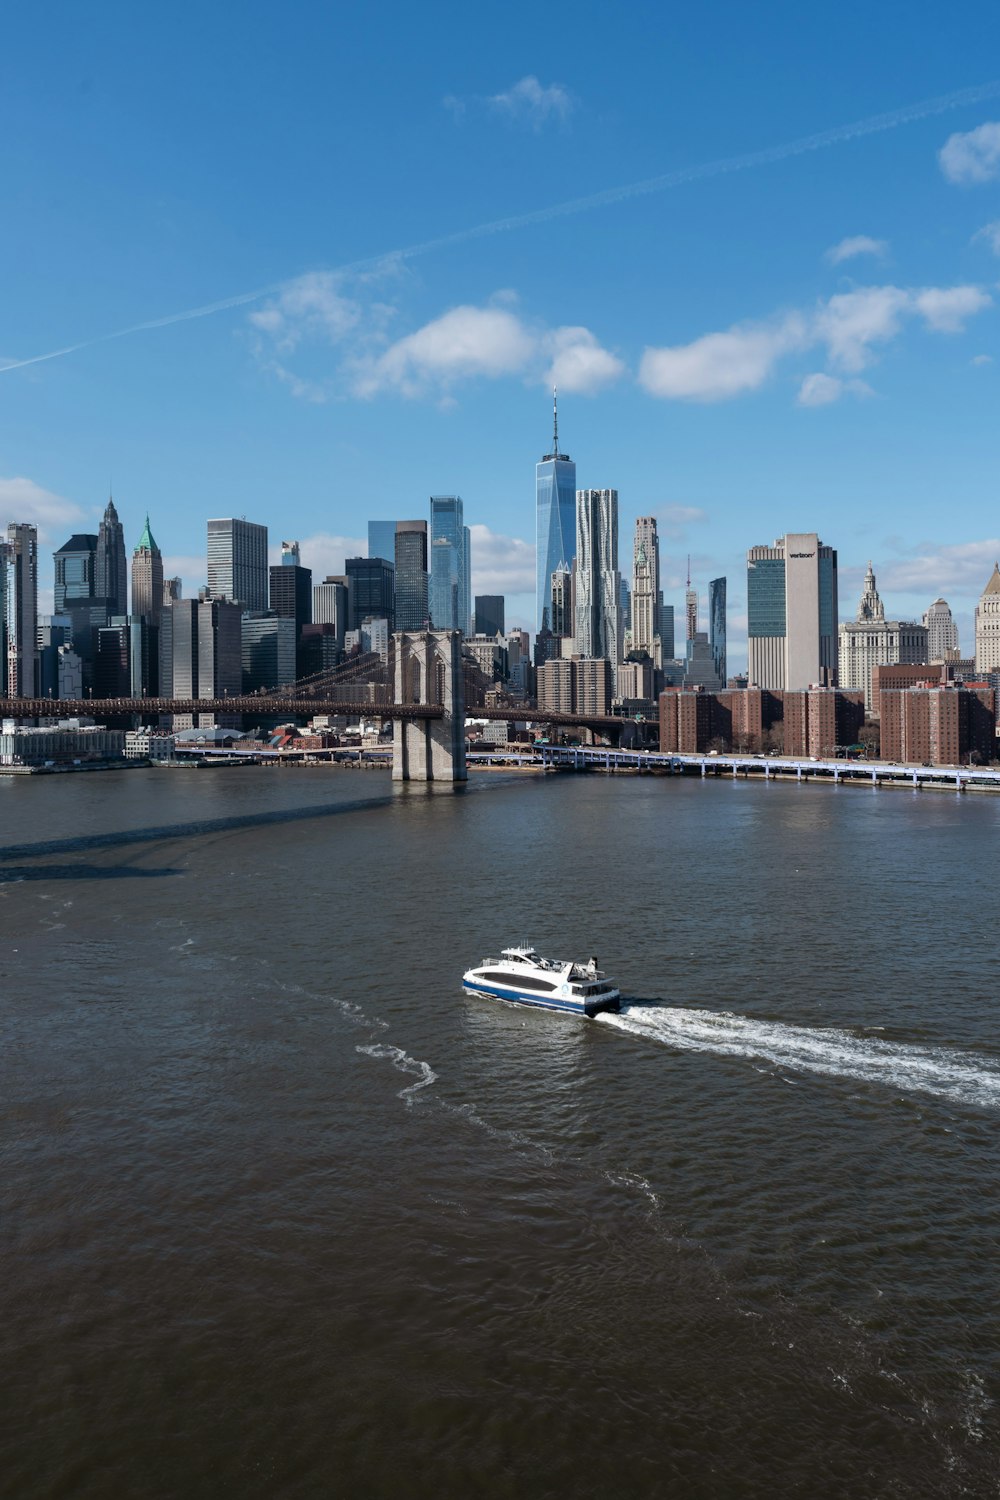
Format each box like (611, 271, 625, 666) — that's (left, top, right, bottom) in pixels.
(462, 978, 616, 1014)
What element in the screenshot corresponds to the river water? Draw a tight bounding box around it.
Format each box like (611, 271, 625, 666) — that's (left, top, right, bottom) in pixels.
(2, 766, 999, 1498)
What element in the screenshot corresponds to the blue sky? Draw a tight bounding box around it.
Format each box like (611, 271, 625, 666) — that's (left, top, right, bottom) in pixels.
(4, 0, 1000, 667)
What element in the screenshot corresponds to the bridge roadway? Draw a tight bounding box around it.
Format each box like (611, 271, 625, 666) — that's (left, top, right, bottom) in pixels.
(1, 697, 630, 733)
(470, 746, 1000, 791)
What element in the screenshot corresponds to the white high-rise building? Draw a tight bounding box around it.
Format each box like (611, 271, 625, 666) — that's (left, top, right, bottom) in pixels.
(974, 564, 1000, 671)
(207, 518, 268, 612)
(747, 532, 839, 690)
(574, 489, 620, 672)
(838, 562, 928, 713)
(3, 522, 39, 697)
(923, 597, 959, 660)
(631, 517, 659, 657)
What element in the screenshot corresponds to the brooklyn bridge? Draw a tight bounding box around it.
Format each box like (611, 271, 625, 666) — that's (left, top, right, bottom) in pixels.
(2, 629, 635, 781)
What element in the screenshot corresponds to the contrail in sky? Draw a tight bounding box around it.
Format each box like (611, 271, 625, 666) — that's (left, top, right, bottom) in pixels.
(3, 77, 999, 376)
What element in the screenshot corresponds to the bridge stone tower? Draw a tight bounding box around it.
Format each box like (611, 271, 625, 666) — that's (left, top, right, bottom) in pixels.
(392, 630, 467, 782)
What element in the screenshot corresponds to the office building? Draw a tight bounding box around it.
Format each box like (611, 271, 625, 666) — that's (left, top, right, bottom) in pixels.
(299, 623, 342, 676)
(838, 563, 928, 712)
(368, 521, 396, 564)
(3, 523, 39, 697)
(269, 541, 312, 671)
(242, 614, 297, 692)
(95, 498, 128, 618)
(160, 598, 242, 714)
(474, 595, 505, 637)
(550, 564, 573, 639)
(429, 496, 470, 633)
(684, 632, 722, 690)
(974, 564, 1000, 672)
(360, 617, 390, 659)
(923, 598, 959, 660)
(747, 532, 838, 690)
(37, 616, 73, 699)
(345, 556, 394, 631)
(685, 563, 698, 643)
(659, 603, 675, 661)
(54, 533, 98, 613)
(574, 489, 620, 672)
(207, 518, 268, 611)
(631, 520, 659, 657)
(312, 577, 349, 640)
(709, 577, 727, 686)
(94, 622, 132, 697)
(535, 392, 576, 631)
(394, 521, 428, 630)
(131, 516, 164, 626)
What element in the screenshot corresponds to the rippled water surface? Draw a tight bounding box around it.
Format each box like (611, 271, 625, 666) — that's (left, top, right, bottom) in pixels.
(3, 766, 1000, 1498)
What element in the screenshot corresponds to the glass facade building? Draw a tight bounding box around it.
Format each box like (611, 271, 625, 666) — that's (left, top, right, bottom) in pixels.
(474, 595, 505, 637)
(3, 523, 39, 697)
(394, 521, 428, 631)
(95, 499, 128, 619)
(535, 406, 576, 632)
(345, 556, 395, 632)
(429, 496, 470, 633)
(709, 576, 727, 686)
(368, 521, 396, 564)
(747, 535, 838, 689)
(54, 534, 98, 613)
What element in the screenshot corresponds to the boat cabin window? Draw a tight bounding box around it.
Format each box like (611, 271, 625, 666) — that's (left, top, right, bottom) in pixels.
(481, 972, 558, 992)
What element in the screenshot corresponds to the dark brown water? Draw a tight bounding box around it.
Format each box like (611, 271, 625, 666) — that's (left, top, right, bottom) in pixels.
(3, 767, 1000, 1498)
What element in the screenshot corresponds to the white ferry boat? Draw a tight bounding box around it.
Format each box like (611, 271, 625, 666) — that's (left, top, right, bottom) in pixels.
(463, 946, 621, 1018)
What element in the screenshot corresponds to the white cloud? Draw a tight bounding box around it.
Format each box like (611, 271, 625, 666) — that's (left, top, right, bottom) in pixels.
(939, 121, 1000, 184)
(248, 272, 361, 355)
(469, 524, 535, 595)
(638, 315, 807, 401)
(161, 554, 208, 598)
(542, 326, 625, 394)
(879, 539, 1000, 595)
(0, 476, 85, 543)
(973, 220, 1000, 254)
(655, 504, 707, 538)
(356, 301, 623, 399)
(642, 282, 993, 402)
(825, 235, 888, 265)
(972, 353, 994, 366)
(797, 373, 874, 406)
(815, 286, 910, 371)
(489, 76, 574, 130)
(913, 284, 992, 332)
(296, 532, 367, 580)
(357, 305, 536, 398)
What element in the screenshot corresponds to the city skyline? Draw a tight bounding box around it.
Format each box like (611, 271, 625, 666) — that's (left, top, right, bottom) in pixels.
(6, 9, 1000, 664)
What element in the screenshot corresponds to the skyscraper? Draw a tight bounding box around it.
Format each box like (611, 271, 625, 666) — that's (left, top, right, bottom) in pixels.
(550, 564, 573, 638)
(535, 391, 576, 632)
(3, 523, 39, 697)
(368, 521, 396, 563)
(430, 496, 470, 633)
(574, 489, 620, 668)
(269, 541, 312, 642)
(345, 556, 394, 631)
(474, 595, 505, 637)
(95, 498, 128, 618)
(313, 577, 349, 639)
(394, 520, 428, 630)
(631, 517, 659, 655)
(54, 533, 98, 612)
(207, 518, 268, 611)
(838, 562, 927, 712)
(709, 577, 727, 686)
(974, 564, 1000, 672)
(747, 533, 838, 690)
(131, 516, 164, 625)
(923, 598, 959, 660)
(685, 558, 698, 642)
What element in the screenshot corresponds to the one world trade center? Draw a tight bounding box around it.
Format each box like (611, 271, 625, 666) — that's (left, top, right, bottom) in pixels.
(535, 391, 576, 633)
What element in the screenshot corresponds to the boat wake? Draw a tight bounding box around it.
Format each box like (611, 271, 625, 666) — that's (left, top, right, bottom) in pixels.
(598, 1005, 1000, 1110)
(356, 1042, 438, 1104)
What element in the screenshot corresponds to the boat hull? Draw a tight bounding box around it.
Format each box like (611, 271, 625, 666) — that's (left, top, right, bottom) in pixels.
(462, 976, 620, 1018)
